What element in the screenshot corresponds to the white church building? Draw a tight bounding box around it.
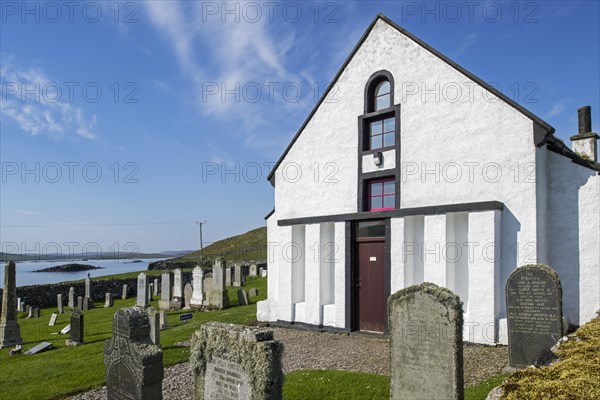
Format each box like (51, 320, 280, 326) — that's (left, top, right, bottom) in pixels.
(257, 14, 600, 344)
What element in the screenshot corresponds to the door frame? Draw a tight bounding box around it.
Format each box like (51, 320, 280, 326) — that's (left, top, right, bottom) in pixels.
(350, 218, 392, 333)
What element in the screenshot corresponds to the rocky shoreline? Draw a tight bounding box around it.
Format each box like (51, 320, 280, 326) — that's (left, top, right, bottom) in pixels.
(33, 263, 103, 273)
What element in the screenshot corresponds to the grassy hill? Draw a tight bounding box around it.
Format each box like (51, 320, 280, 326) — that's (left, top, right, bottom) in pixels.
(178, 226, 267, 263)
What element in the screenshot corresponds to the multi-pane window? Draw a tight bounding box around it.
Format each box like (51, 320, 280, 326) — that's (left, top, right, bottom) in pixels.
(374, 80, 391, 111)
(368, 179, 395, 211)
(369, 117, 395, 150)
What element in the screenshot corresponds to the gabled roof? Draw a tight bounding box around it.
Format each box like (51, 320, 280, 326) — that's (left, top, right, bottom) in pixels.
(267, 13, 557, 183)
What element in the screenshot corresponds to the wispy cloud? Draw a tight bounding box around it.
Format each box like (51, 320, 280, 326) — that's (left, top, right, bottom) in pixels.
(0, 54, 97, 140)
(16, 210, 36, 215)
(546, 99, 568, 118)
(452, 33, 479, 58)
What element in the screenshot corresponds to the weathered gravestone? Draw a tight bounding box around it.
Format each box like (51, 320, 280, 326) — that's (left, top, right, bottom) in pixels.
(49, 313, 58, 326)
(159, 309, 169, 329)
(225, 267, 232, 287)
(154, 278, 159, 297)
(19, 300, 25, 313)
(122, 284, 128, 300)
(388, 283, 464, 400)
(203, 273, 213, 306)
(233, 265, 242, 287)
(57, 294, 64, 314)
(190, 266, 205, 309)
(84, 276, 94, 309)
(190, 322, 284, 400)
(261, 269, 267, 278)
(0, 261, 23, 348)
(66, 311, 84, 346)
(83, 297, 90, 311)
(24, 342, 53, 355)
(104, 307, 164, 400)
(33, 307, 40, 318)
(184, 283, 193, 309)
(249, 264, 257, 277)
(68, 287, 75, 310)
(171, 269, 184, 309)
(105, 293, 114, 308)
(137, 273, 150, 308)
(159, 273, 172, 310)
(208, 259, 229, 309)
(507, 264, 563, 367)
(147, 307, 160, 345)
(77, 296, 83, 312)
(237, 289, 249, 306)
(60, 325, 71, 335)
(27, 306, 33, 318)
(249, 288, 258, 297)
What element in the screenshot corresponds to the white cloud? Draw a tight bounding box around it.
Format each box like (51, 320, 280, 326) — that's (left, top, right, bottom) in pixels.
(0, 54, 97, 140)
(16, 210, 35, 215)
(546, 99, 568, 118)
(453, 33, 479, 58)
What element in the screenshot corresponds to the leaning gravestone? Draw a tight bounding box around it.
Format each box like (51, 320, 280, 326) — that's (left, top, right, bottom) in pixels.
(66, 311, 84, 346)
(0, 261, 23, 348)
(24, 342, 53, 355)
(104, 307, 164, 400)
(49, 313, 58, 326)
(190, 322, 284, 400)
(237, 289, 249, 306)
(389, 283, 464, 400)
(507, 264, 563, 367)
(249, 288, 258, 297)
(137, 273, 150, 308)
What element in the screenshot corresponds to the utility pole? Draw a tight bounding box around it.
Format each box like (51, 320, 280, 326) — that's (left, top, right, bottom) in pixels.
(196, 221, 206, 265)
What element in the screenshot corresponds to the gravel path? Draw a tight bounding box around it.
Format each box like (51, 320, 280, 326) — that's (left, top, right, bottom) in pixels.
(69, 327, 507, 399)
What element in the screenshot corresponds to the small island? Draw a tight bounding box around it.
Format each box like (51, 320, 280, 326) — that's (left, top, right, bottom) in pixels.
(34, 263, 103, 273)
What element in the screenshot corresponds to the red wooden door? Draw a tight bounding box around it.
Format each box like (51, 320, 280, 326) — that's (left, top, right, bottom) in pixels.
(355, 240, 386, 332)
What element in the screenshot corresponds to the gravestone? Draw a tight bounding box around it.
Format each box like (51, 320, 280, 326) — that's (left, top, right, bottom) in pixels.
(225, 267, 232, 287)
(159, 309, 169, 329)
(507, 264, 563, 367)
(249, 288, 259, 297)
(203, 273, 213, 306)
(17, 298, 22, 312)
(190, 266, 205, 309)
(33, 307, 40, 318)
(249, 264, 258, 277)
(27, 306, 33, 318)
(0, 261, 23, 348)
(241, 273, 246, 286)
(261, 269, 267, 278)
(60, 325, 71, 335)
(184, 283, 193, 309)
(159, 273, 172, 310)
(149, 283, 154, 299)
(258, 267, 263, 277)
(208, 259, 229, 309)
(171, 269, 184, 309)
(24, 342, 53, 355)
(105, 293, 114, 308)
(77, 296, 83, 312)
(49, 313, 58, 326)
(104, 307, 163, 400)
(237, 289, 249, 306)
(122, 284, 128, 300)
(68, 287, 75, 310)
(154, 278, 159, 297)
(388, 283, 464, 400)
(57, 294, 64, 313)
(84, 276, 94, 309)
(190, 322, 283, 400)
(147, 307, 160, 345)
(19, 301, 25, 313)
(233, 265, 242, 287)
(66, 311, 84, 346)
(137, 273, 150, 308)
(83, 297, 90, 311)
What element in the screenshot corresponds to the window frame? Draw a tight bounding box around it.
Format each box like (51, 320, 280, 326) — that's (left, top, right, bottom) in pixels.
(367, 178, 396, 212)
(364, 70, 395, 114)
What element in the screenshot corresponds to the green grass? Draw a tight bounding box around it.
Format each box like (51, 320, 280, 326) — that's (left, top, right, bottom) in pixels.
(0, 277, 266, 400)
(283, 370, 504, 400)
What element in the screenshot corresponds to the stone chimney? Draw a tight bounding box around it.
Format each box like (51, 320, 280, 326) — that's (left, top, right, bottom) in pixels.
(570, 106, 599, 162)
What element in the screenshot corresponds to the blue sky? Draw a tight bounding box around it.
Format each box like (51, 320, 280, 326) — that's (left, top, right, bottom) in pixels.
(1, 1, 598, 254)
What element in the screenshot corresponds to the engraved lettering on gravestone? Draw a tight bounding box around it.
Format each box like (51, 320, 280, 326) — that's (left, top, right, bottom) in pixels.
(204, 356, 251, 400)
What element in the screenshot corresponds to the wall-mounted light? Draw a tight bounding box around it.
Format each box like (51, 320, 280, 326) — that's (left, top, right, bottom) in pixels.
(373, 151, 382, 166)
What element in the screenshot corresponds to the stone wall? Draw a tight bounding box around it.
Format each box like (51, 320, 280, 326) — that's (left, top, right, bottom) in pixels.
(0, 272, 192, 309)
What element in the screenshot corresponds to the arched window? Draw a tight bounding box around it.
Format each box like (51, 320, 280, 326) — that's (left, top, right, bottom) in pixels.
(364, 70, 394, 113)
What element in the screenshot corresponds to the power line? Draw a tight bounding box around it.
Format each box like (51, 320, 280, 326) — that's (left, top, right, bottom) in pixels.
(0, 221, 197, 228)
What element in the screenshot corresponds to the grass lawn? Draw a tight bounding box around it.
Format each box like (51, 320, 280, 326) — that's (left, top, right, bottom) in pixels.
(0, 276, 266, 400)
(284, 370, 505, 400)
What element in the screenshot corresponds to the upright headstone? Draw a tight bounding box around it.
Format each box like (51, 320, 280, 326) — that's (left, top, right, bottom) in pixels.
(49, 313, 58, 326)
(507, 264, 563, 367)
(388, 283, 464, 400)
(233, 264, 242, 287)
(261, 269, 267, 278)
(68, 287, 75, 310)
(84, 276, 94, 309)
(153, 278, 159, 297)
(137, 273, 150, 308)
(208, 259, 229, 309)
(122, 284, 128, 300)
(184, 283, 193, 309)
(159, 273, 172, 310)
(225, 267, 232, 287)
(57, 294, 64, 314)
(249, 263, 258, 277)
(237, 289, 249, 306)
(147, 307, 160, 345)
(33, 307, 40, 318)
(0, 261, 23, 348)
(17, 297, 22, 312)
(189, 266, 205, 309)
(27, 306, 33, 318)
(191, 322, 283, 400)
(104, 307, 163, 400)
(258, 267, 263, 276)
(77, 296, 83, 312)
(159, 309, 169, 329)
(171, 269, 184, 309)
(83, 297, 90, 311)
(66, 311, 84, 346)
(105, 293, 114, 308)
(19, 301, 25, 313)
